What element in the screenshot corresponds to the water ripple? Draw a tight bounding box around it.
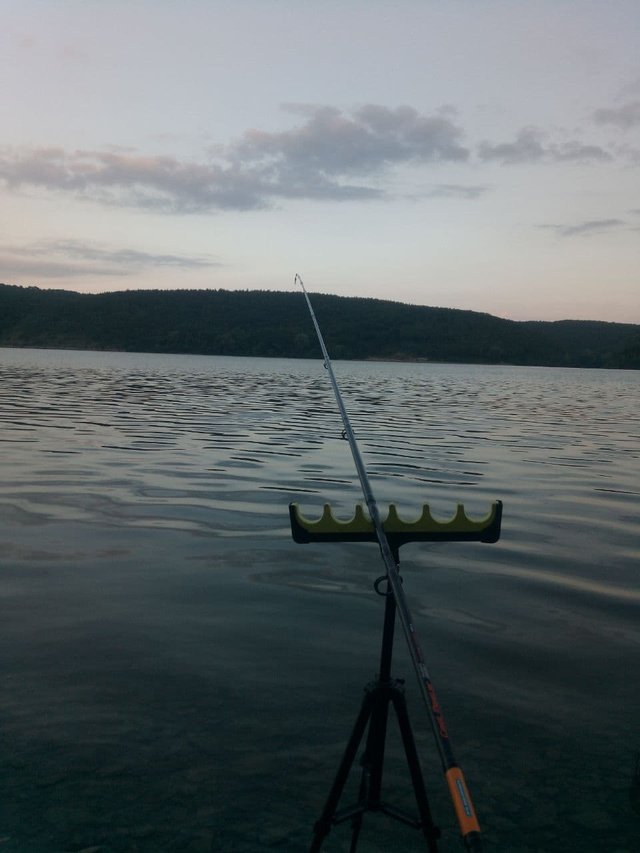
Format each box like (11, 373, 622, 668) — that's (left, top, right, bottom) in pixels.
(0, 348, 639, 853)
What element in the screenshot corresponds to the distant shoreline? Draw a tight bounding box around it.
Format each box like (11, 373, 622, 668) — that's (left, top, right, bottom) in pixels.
(2, 343, 638, 373)
(1, 284, 638, 369)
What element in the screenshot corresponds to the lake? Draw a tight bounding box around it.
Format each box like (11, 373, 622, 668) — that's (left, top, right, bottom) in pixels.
(0, 347, 638, 852)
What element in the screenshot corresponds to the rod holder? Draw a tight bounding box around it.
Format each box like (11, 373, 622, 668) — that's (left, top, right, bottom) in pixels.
(289, 500, 502, 548)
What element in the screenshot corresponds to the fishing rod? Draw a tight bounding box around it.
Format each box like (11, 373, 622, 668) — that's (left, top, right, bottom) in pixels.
(294, 273, 484, 852)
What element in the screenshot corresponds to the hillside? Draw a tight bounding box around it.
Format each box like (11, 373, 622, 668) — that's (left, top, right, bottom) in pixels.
(0, 283, 638, 368)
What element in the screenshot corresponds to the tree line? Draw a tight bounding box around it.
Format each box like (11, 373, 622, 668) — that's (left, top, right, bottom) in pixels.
(0, 283, 638, 368)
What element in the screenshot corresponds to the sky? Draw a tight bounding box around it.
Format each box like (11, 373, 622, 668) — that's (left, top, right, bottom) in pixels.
(1, 0, 639, 322)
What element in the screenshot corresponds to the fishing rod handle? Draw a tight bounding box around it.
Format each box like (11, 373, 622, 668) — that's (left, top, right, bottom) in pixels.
(444, 767, 483, 850)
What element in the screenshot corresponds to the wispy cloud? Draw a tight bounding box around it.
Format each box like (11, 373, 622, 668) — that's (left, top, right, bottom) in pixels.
(551, 141, 613, 162)
(541, 218, 626, 238)
(478, 127, 611, 165)
(422, 183, 488, 199)
(38, 240, 218, 269)
(0, 240, 219, 279)
(0, 258, 119, 279)
(592, 100, 640, 130)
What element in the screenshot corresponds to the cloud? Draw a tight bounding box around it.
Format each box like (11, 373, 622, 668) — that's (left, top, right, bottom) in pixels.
(422, 183, 488, 199)
(38, 240, 218, 269)
(478, 127, 547, 164)
(238, 103, 470, 173)
(551, 141, 612, 162)
(0, 146, 270, 212)
(0, 105, 469, 213)
(593, 100, 640, 130)
(0, 106, 616, 214)
(0, 240, 219, 279)
(542, 218, 626, 238)
(0, 257, 120, 279)
(478, 127, 611, 164)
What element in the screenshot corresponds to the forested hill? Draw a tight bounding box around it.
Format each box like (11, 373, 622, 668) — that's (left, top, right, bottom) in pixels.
(0, 283, 638, 368)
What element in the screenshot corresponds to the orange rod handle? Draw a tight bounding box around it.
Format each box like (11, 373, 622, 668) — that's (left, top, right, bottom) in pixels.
(445, 766, 481, 837)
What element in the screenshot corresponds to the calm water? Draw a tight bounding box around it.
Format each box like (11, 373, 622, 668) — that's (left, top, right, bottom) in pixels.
(0, 347, 638, 853)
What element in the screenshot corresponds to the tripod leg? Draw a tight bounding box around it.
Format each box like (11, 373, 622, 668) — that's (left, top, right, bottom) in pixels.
(391, 690, 440, 853)
(310, 690, 376, 853)
(348, 762, 368, 853)
(348, 679, 395, 850)
(348, 813, 364, 853)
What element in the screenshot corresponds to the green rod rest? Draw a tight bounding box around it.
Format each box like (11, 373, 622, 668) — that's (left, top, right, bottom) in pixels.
(289, 500, 502, 548)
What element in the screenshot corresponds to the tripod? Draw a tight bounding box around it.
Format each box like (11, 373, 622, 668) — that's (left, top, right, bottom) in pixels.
(289, 497, 502, 852)
(309, 564, 440, 852)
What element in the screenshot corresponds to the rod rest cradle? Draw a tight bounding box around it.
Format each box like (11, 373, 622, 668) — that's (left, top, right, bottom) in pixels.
(289, 500, 502, 550)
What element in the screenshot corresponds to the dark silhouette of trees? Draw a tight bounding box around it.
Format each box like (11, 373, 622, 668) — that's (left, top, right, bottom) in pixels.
(0, 283, 637, 368)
